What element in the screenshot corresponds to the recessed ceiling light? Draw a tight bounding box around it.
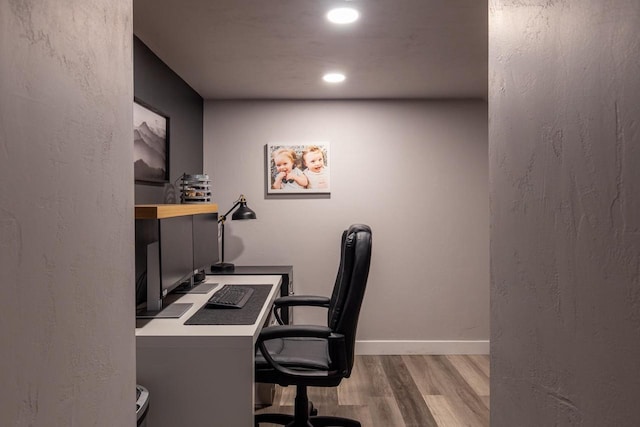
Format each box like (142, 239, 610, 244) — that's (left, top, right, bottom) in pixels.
(323, 73, 346, 83)
(326, 7, 360, 24)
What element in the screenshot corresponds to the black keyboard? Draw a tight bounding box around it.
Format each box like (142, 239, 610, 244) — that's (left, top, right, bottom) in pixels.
(206, 285, 254, 309)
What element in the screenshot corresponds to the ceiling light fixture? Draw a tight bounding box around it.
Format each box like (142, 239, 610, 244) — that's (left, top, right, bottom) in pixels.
(323, 73, 346, 83)
(326, 7, 360, 24)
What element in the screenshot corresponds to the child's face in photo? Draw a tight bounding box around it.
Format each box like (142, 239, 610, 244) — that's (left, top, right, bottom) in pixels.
(274, 154, 293, 174)
(304, 151, 324, 173)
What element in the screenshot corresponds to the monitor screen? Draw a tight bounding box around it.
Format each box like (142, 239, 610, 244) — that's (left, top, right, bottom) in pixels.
(192, 213, 219, 280)
(159, 216, 194, 296)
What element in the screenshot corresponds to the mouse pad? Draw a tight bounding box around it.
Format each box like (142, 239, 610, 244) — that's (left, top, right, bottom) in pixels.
(184, 284, 272, 325)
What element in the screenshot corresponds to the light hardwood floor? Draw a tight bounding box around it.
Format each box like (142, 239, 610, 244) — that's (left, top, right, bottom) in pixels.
(256, 354, 490, 427)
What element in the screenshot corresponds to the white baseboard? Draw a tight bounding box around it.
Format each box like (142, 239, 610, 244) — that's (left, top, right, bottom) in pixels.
(355, 340, 490, 355)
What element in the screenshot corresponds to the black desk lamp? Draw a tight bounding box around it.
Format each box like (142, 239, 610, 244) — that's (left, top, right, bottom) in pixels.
(211, 194, 256, 272)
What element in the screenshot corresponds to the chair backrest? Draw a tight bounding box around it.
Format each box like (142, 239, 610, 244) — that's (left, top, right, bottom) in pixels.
(327, 224, 372, 375)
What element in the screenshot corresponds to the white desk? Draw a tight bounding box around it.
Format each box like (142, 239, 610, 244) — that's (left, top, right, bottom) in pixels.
(135, 275, 282, 427)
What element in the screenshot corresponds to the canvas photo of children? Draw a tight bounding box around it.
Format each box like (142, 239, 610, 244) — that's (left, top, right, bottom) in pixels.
(266, 143, 330, 194)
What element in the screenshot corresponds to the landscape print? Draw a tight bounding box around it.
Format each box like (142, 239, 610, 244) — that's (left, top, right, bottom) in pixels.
(134, 100, 168, 183)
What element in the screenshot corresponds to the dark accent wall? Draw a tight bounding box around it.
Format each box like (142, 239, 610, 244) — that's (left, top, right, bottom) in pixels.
(134, 36, 211, 305)
(134, 36, 204, 204)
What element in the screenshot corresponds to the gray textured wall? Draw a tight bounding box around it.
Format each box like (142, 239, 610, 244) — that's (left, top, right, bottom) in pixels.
(204, 100, 489, 352)
(133, 36, 204, 205)
(490, 0, 640, 425)
(0, 1, 135, 425)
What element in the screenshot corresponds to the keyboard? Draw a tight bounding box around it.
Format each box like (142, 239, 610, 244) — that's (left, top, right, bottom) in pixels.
(206, 285, 254, 309)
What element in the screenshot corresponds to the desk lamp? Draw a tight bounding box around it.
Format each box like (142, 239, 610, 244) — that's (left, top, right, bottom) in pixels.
(211, 194, 256, 272)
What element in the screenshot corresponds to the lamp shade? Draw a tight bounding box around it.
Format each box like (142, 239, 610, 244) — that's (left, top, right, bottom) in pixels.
(231, 201, 256, 220)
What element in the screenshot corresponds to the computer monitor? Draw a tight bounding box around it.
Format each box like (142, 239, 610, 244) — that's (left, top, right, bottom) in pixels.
(159, 215, 194, 295)
(192, 213, 219, 283)
(136, 214, 195, 319)
(136, 213, 217, 318)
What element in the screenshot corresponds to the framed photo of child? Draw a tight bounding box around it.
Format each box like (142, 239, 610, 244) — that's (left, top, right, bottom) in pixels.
(266, 142, 330, 194)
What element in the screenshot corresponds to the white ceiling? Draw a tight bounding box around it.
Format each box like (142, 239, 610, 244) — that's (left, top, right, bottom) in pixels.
(133, 0, 487, 100)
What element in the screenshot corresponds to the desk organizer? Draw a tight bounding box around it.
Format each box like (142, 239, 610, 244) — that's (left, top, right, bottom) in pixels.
(180, 174, 212, 204)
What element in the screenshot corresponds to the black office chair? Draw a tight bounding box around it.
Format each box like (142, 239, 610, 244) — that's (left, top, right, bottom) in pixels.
(254, 224, 372, 427)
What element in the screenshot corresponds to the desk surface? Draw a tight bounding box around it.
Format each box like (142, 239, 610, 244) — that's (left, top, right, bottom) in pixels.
(135, 275, 281, 339)
(209, 265, 294, 325)
(135, 274, 282, 427)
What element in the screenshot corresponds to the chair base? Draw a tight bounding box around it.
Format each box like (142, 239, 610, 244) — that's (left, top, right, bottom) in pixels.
(255, 385, 360, 427)
(255, 413, 361, 427)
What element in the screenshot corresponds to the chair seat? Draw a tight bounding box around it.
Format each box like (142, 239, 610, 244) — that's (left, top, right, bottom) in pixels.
(256, 337, 331, 371)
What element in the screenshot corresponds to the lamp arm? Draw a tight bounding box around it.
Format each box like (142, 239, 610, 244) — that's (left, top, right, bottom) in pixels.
(218, 195, 245, 223)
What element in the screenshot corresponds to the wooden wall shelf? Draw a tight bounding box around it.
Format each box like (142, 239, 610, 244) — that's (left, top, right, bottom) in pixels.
(135, 204, 218, 220)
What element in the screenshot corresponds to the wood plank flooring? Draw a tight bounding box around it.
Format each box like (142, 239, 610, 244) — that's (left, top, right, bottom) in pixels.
(256, 354, 490, 427)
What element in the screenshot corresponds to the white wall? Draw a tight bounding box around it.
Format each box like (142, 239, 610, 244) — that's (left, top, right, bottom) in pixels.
(490, 0, 640, 425)
(204, 100, 489, 354)
(0, 1, 135, 425)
